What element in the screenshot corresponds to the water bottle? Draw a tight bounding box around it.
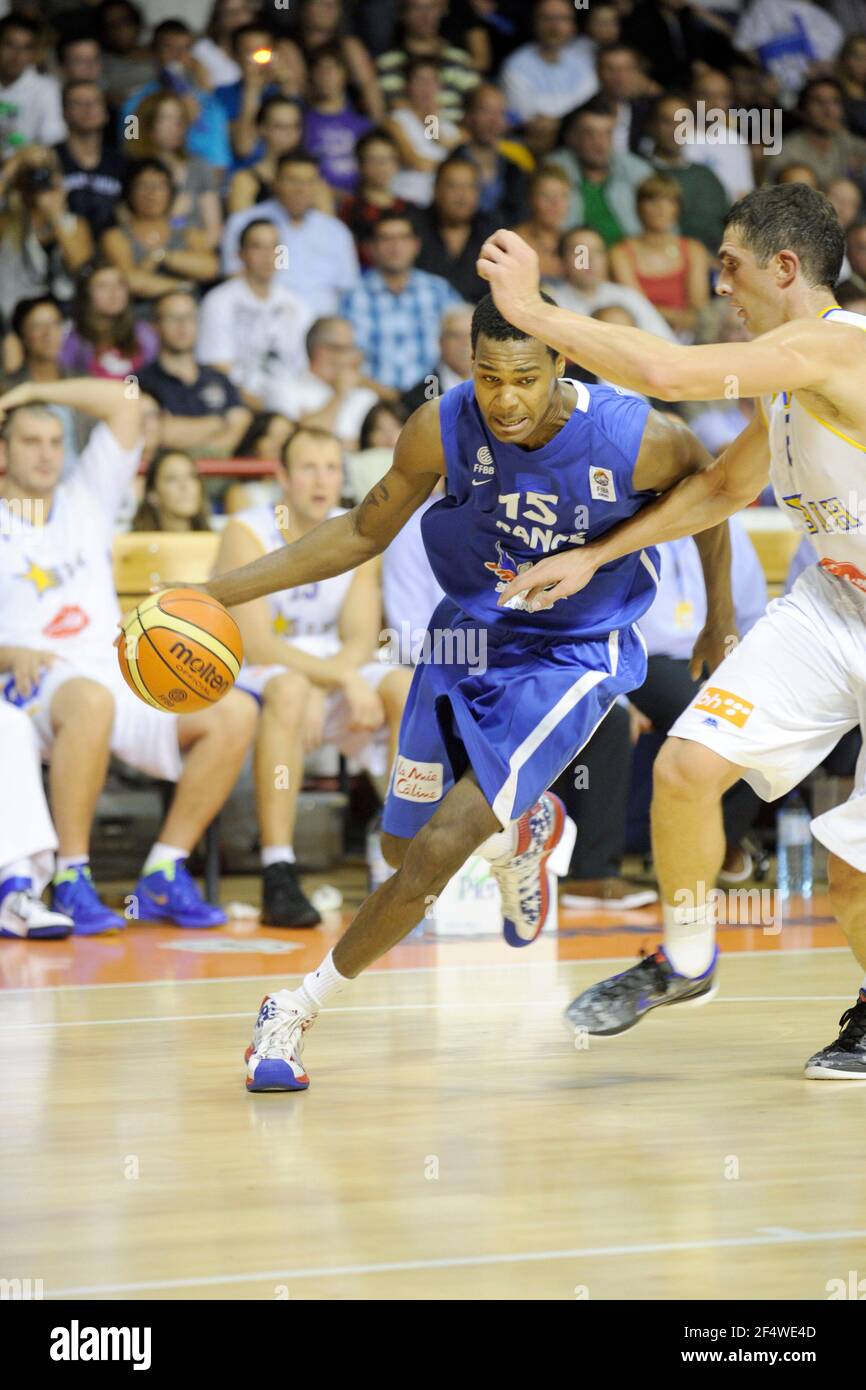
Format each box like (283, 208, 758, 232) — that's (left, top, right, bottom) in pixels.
(776, 794, 813, 898)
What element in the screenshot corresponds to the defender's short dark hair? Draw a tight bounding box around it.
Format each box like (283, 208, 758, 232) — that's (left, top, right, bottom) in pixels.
(724, 184, 844, 291)
(471, 291, 559, 359)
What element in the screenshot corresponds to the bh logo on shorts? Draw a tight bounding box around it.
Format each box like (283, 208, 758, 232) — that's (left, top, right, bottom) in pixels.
(693, 686, 754, 729)
(393, 756, 443, 803)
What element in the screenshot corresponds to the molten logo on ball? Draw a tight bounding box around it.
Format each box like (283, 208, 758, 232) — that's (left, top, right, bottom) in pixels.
(169, 640, 228, 691)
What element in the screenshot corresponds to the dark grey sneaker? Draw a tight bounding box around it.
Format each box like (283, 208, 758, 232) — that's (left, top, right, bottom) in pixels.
(565, 946, 719, 1038)
(261, 863, 322, 928)
(804, 993, 866, 1079)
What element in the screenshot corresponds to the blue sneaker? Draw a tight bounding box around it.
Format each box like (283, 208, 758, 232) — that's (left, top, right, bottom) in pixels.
(134, 859, 227, 928)
(50, 865, 126, 937)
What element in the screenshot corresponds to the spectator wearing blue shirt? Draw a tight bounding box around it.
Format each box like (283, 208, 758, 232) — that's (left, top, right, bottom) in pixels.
(221, 151, 360, 321)
(339, 210, 460, 392)
(120, 20, 232, 172)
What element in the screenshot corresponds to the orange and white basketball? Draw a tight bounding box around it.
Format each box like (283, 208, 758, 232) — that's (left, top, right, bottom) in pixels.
(118, 587, 243, 713)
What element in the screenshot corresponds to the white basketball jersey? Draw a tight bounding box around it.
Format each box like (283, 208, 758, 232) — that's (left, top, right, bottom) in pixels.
(234, 504, 353, 639)
(762, 306, 866, 596)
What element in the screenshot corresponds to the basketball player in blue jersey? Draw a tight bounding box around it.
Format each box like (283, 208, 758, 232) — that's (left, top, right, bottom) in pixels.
(478, 183, 866, 1078)
(204, 293, 734, 1092)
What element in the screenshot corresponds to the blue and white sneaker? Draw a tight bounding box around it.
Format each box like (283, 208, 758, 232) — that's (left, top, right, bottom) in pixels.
(134, 859, 227, 928)
(50, 865, 125, 936)
(489, 792, 573, 948)
(565, 945, 719, 1038)
(0, 879, 72, 940)
(245, 991, 313, 1092)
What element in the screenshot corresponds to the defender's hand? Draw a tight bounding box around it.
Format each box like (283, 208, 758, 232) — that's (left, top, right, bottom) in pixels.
(476, 228, 544, 325)
(497, 547, 603, 612)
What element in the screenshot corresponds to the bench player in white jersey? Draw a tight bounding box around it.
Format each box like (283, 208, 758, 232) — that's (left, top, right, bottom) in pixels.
(213, 425, 413, 927)
(0, 378, 256, 935)
(479, 184, 866, 1077)
(0, 702, 72, 938)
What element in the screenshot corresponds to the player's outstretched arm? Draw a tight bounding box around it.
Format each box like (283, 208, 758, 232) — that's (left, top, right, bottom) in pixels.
(207, 399, 446, 610)
(0, 378, 143, 449)
(476, 229, 845, 402)
(497, 412, 770, 612)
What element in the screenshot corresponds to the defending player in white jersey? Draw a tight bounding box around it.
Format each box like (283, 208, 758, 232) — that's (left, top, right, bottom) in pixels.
(478, 183, 866, 1077)
(212, 425, 412, 927)
(0, 378, 256, 936)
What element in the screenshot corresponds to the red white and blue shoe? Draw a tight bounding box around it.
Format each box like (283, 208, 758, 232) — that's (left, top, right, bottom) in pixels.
(0, 879, 72, 939)
(245, 991, 313, 1092)
(489, 792, 573, 948)
(134, 859, 227, 928)
(50, 865, 125, 936)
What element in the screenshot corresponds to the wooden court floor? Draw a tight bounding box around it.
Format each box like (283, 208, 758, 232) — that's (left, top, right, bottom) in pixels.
(2, 869, 865, 1302)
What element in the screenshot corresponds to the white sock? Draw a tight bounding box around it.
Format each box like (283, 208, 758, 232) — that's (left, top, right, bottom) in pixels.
(262, 845, 296, 868)
(143, 843, 187, 876)
(291, 950, 348, 1014)
(663, 900, 717, 978)
(476, 823, 517, 862)
(57, 855, 88, 874)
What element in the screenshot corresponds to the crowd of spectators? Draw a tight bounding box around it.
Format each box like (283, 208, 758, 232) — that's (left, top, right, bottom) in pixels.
(2, 0, 866, 933)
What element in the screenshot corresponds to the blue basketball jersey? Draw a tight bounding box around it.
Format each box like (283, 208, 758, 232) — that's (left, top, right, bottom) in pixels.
(422, 378, 660, 639)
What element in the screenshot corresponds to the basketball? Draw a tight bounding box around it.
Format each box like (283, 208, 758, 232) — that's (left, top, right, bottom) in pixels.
(118, 587, 243, 713)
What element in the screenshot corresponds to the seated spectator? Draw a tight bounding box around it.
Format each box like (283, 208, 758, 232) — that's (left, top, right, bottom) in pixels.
(293, 0, 384, 122)
(779, 78, 866, 185)
(454, 82, 531, 224)
(776, 162, 819, 186)
(384, 57, 465, 209)
(826, 175, 863, 232)
(222, 152, 361, 319)
(735, 0, 844, 106)
(377, 0, 480, 121)
(681, 69, 755, 204)
(264, 315, 379, 450)
(0, 376, 256, 934)
(647, 93, 729, 255)
(339, 210, 460, 391)
(96, 0, 153, 110)
(358, 400, 409, 452)
(198, 218, 313, 412)
(413, 155, 498, 301)
(510, 164, 573, 281)
(120, 19, 232, 172)
(2, 294, 91, 463)
(55, 80, 127, 241)
(501, 0, 598, 158)
(101, 158, 220, 307)
(215, 424, 412, 926)
(338, 128, 410, 267)
(547, 97, 653, 244)
(221, 410, 294, 513)
(596, 42, 656, 156)
(304, 41, 373, 194)
(225, 95, 311, 213)
(56, 35, 104, 89)
(127, 92, 223, 248)
(544, 225, 677, 340)
(609, 174, 709, 338)
(59, 262, 159, 380)
(214, 20, 284, 166)
(584, 2, 620, 48)
(130, 448, 211, 532)
(401, 301, 473, 412)
(624, 0, 740, 92)
(0, 15, 65, 161)
(0, 147, 93, 321)
(0, 701, 72, 939)
(138, 289, 252, 454)
(837, 33, 866, 138)
(193, 0, 259, 90)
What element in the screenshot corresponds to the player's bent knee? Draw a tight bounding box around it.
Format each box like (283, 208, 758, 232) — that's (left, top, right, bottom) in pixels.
(380, 832, 410, 869)
(827, 853, 863, 911)
(51, 676, 114, 734)
(653, 736, 731, 802)
(401, 820, 467, 889)
(262, 671, 311, 724)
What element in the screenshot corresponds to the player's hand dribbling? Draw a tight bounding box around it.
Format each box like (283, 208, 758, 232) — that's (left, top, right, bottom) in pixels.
(476, 229, 544, 324)
(497, 547, 603, 612)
